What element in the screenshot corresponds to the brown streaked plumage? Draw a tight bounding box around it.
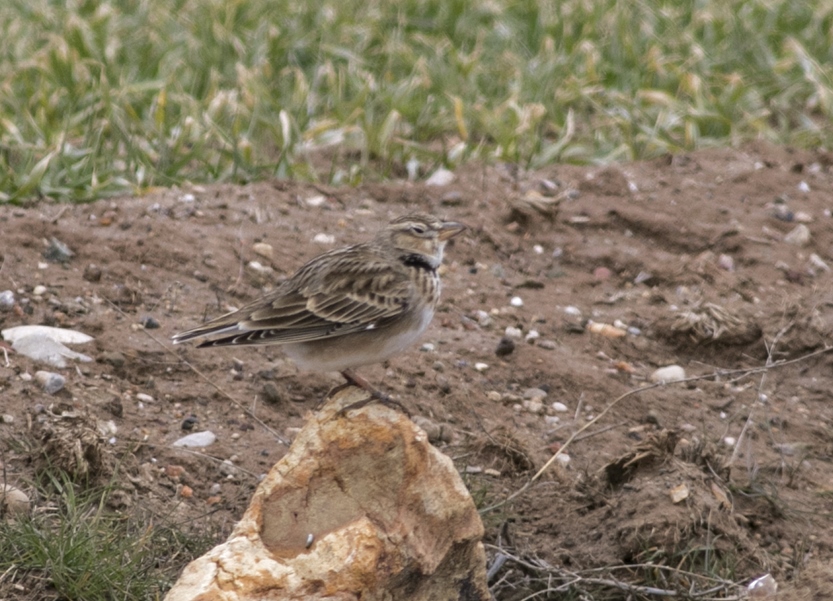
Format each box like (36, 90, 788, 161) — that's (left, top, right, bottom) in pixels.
(172, 213, 465, 402)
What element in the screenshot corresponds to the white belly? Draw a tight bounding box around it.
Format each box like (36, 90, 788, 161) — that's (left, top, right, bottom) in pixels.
(282, 308, 434, 373)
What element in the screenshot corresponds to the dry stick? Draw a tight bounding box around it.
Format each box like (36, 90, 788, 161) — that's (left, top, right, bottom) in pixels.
(104, 299, 289, 445)
(480, 344, 833, 515)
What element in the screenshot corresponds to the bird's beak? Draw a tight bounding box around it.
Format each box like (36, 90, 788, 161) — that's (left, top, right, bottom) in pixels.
(438, 221, 466, 241)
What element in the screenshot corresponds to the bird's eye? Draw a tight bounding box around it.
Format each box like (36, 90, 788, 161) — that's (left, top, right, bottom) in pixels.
(410, 225, 426, 234)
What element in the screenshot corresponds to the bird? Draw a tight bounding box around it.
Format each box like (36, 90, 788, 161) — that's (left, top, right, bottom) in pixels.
(172, 213, 466, 408)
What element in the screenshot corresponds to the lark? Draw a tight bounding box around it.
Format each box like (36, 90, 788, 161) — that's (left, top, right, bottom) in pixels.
(172, 213, 465, 406)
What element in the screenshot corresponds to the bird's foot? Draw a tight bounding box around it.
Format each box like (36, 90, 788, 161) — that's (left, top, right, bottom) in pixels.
(335, 369, 410, 416)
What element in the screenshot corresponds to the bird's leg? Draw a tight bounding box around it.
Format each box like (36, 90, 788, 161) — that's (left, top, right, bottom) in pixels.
(335, 369, 410, 415)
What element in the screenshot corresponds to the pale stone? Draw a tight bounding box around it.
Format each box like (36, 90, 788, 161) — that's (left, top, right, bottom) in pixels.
(649, 365, 686, 384)
(164, 387, 489, 601)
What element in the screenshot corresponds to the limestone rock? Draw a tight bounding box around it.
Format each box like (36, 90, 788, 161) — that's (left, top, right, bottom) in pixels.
(164, 386, 489, 601)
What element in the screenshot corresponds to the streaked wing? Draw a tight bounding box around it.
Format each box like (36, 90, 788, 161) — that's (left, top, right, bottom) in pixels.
(173, 246, 414, 347)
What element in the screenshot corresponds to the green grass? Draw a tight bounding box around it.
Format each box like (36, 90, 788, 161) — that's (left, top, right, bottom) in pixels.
(0, 473, 214, 600)
(2, 0, 833, 202)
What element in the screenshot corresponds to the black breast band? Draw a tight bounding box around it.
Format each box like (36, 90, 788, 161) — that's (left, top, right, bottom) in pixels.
(402, 254, 435, 272)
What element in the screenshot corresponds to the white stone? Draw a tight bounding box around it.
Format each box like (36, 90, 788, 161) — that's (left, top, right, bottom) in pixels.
(784, 224, 811, 247)
(649, 365, 686, 384)
(509, 296, 524, 307)
(2, 325, 93, 345)
(32, 285, 47, 296)
(523, 388, 547, 400)
(724, 436, 736, 447)
(172, 431, 217, 448)
(305, 194, 327, 207)
(798, 181, 810, 193)
(313, 233, 336, 245)
(533, 245, 544, 254)
(563, 306, 582, 316)
(425, 168, 455, 187)
(473, 362, 489, 372)
(136, 393, 155, 403)
(552, 402, 569, 413)
(555, 453, 571, 466)
(503, 326, 522, 339)
(524, 330, 540, 343)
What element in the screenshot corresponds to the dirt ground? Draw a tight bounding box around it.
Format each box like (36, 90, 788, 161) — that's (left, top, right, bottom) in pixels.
(3, 141, 833, 599)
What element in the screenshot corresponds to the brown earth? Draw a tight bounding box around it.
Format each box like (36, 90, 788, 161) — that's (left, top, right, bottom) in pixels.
(3, 141, 833, 599)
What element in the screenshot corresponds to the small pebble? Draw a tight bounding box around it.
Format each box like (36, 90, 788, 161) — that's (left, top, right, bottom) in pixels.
(724, 436, 736, 447)
(649, 365, 686, 384)
(33, 285, 48, 296)
(420, 343, 435, 352)
(0, 290, 14, 310)
(510, 296, 524, 307)
(564, 306, 582, 316)
(1, 485, 30, 517)
(100, 351, 126, 368)
(262, 382, 282, 404)
(475, 310, 492, 327)
(533, 244, 544, 254)
(34, 370, 65, 394)
(305, 194, 327, 207)
(140, 316, 160, 329)
(474, 362, 489, 372)
(495, 337, 516, 357)
(252, 242, 273, 259)
(44, 237, 74, 263)
(1, 414, 14, 424)
(83, 264, 102, 282)
(426, 167, 455, 186)
(552, 402, 568, 412)
(181, 415, 198, 431)
(524, 330, 540, 343)
(432, 361, 445, 372)
(487, 391, 502, 402)
(504, 326, 522, 339)
(522, 400, 544, 414)
(172, 431, 217, 448)
(136, 393, 155, 403)
(784, 224, 811, 247)
(593, 266, 612, 281)
(555, 454, 571, 466)
(798, 181, 810, 193)
(313, 233, 335, 245)
(538, 340, 557, 350)
(523, 388, 548, 400)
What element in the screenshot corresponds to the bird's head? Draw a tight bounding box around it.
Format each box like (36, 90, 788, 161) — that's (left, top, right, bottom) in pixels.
(379, 213, 466, 268)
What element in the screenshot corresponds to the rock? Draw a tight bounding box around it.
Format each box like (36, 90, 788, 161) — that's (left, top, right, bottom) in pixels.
(523, 388, 548, 401)
(172, 431, 217, 448)
(32, 284, 47, 296)
(252, 242, 274, 259)
(83, 264, 103, 282)
(0, 485, 30, 517)
(552, 402, 569, 413)
(425, 167, 455, 186)
(524, 330, 540, 343)
(2, 325, 93, 345)
(163, 387, 489, 601)
(181, 415, 198, 431)
(44, 237, 74, 263)
(312, 233, 335, 245)
(495, 337, 515, 357)
(504, 326, 522, 339)
(538, 340, 557, 350)
(649, 365, 686, 384)
(474, 362, 489, 372)
(748, 574, 777, 598)
(35, 371, 66, 394)
(11, 335, 92, 368)
(0, 290, 14, 310)
(100, 351, 126, 368)
(784, 224, 811, 246)
(262, 382, 283, 405)
(510, 296, 524, 307)
(1, 414, 13, 424)
(140, 316, 160, 329)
